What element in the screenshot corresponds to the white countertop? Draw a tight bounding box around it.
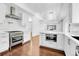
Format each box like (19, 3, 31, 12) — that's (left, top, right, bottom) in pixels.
(40, 31, 64, 34)
(64, 33, 79, 45)
(40, 31, 79, 45)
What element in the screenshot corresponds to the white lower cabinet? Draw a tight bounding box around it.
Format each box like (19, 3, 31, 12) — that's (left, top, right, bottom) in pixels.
(69, 40, 76, 56)
(64, 36, 70, 56)
(40, 33, 45, 46)
(40, 33, 77, 56)
(0, 32, 9, 53)
(40, 33, 64, 51)
(64, 36, 76, 56)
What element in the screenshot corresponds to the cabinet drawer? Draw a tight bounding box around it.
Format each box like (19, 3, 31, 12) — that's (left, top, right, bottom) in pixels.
(0, 45, 9, 52)
(0, 42, 9, 49)
(0, 42, 9, 46)
(0, 40, 9, 44)
(0, 38, 9, 42)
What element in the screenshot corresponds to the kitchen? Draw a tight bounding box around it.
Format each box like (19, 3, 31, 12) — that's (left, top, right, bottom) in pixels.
(0, 3, 79, 56)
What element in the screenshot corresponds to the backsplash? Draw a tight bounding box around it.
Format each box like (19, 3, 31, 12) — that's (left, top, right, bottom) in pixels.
(40, 23, 63, 32)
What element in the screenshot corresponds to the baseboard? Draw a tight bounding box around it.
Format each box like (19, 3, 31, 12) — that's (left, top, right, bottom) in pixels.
(23, 40, 30, 45)
(40, 46, 66, 56)
(0, 49, 9, 56)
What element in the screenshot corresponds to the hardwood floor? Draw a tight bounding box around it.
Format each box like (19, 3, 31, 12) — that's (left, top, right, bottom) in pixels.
(0, 35, 65, 56)
(31, 35, 40, 56)
(32, 35, 65, 56)
(40, 46, 65, 56)
(1, 42, 31, 56)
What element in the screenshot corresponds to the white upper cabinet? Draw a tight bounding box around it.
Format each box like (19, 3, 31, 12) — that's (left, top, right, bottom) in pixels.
(72, 3, 79, 23)
(0, 4, 7, 24)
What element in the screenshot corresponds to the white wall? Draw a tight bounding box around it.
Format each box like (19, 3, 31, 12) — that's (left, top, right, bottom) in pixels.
(14, 3, 34, 16)
(22, 12, 31, 43)
(32, 16, 40, 36)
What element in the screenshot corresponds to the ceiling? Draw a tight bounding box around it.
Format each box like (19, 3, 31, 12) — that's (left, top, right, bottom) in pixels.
(24, 3, 70, 20)
(25, 3, 63, 13)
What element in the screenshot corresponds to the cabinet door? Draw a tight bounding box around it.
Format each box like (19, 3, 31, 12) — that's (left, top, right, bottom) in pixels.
(72, 3, 79, 23)
(0, 32, 9, 53)
(70, 40, 76, 56)
(64, 36, 77, 56)
(40, 33, 45, 45)
(64, 36, 71, 56)
(0, 4, 7, 24)
(64, 36, 68, 56)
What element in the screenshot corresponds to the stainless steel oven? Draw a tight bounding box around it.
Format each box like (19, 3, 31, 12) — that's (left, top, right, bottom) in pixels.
(12, 36, 23, 43)
(46, 34, 57, 42)
(8, 31, 23, 50)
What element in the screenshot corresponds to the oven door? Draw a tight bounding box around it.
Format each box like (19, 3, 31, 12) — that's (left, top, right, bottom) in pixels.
(12, 36, 23, 43)
(46, 34, 57, 42)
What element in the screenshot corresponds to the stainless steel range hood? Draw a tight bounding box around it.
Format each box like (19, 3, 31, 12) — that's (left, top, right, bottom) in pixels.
(5, 6, 22, 20)
(5, 14, 21, 20)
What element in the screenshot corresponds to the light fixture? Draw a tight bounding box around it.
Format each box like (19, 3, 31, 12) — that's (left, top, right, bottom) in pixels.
(47, 10, 57, 20)
(28, 17, 32, 22)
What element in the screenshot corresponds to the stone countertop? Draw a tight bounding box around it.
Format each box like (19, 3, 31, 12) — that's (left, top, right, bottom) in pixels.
(40, 31, 79, 45)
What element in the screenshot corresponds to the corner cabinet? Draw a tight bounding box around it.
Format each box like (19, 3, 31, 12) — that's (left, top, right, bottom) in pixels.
(0, 32, 9, 53)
